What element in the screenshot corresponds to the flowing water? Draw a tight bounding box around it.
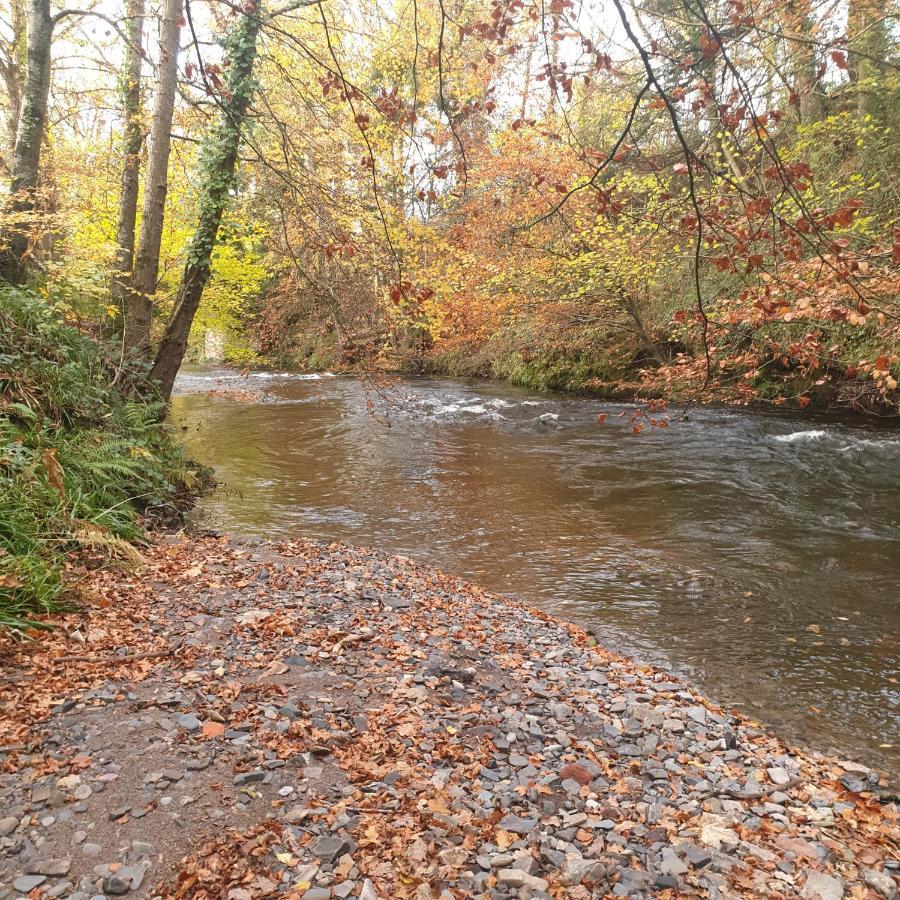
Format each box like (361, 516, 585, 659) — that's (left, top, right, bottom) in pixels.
(171, 368, 900, 774)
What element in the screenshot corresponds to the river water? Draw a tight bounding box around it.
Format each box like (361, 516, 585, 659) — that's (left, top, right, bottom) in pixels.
(171, 368, 900, 775)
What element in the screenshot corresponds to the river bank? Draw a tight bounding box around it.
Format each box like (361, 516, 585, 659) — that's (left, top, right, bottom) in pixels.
(269, 322, 900, 420)
(172, 370, 900, 774)
(1, 535, 897, 899)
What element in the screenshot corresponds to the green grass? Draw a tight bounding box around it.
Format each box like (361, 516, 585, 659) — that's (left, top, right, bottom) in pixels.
(0, 286, 198, 631)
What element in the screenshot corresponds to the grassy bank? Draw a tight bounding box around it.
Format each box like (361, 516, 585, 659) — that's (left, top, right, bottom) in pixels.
(0, 287, 200, 630)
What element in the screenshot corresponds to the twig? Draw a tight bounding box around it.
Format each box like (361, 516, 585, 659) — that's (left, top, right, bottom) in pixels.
(50, 643, 182, 666)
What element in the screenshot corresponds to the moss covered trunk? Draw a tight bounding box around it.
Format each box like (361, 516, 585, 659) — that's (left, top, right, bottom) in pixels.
(150, 2, 263, 400)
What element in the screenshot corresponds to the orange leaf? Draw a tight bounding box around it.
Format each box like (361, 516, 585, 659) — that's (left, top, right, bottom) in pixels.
(202, 721, 225, 739)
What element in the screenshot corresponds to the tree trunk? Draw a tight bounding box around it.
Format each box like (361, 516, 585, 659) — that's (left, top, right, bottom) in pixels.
(788, 0, 824, 123)
(109, 0, 145, 318)
(0, 0, 53, 284)
(150, 1, 263, 400)
(0, 0, 27, 170)
(847, 0, 890, 121)
(124, 0, 182, 356)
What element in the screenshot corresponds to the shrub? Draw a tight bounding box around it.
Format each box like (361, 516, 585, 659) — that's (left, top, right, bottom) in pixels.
(0, 286, 196, 630)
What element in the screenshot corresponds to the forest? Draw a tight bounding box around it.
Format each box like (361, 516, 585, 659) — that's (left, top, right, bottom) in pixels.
(0, 0, 897, 409)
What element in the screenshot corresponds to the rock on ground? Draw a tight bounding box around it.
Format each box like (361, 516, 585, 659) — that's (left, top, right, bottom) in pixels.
(0, 535, 897, 899)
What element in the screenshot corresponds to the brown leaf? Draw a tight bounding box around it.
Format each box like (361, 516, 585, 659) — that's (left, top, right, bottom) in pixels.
(560, 763, 594, 786)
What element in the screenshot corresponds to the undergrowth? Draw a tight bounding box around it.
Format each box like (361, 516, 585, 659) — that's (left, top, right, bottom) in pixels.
(0, 286, 199, 631)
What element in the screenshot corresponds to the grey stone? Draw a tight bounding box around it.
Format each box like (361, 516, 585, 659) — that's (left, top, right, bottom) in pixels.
(177, 713, 201, 732)
(82, 843, 102, 857)
(862, 869, 897, 900)
(767, 767, 791, 786)
(497, 869, 526, 887)
(687, 706, 707, 725)
(118, 864, 148, 890)
(801, 871, 845, 900)
(660, 847, 688, 877)
(103, 873, 131, 895)
(0, 817, 18, 837)
(26, 858, 71, 877)
(233, 770, 266, 785)
(301, 889, 332, 900)
(498, 813, 537, 834)
(31, 784, 52, 803)
(283, 806, 312, 824)
(308, 835, 350, 863)
(13, 875, 48, 893)
(685, 846, 712, 868)
(561, 857, 606, 887)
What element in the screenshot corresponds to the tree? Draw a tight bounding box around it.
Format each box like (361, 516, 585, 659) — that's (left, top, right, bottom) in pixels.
(0, 0, 53, 282)
(123, 0, 182, 356)
(847, 0, 893, 121)
(150, 0, 264, 399)
(109, 0, 145, 318)
(0, 0, 27, 170)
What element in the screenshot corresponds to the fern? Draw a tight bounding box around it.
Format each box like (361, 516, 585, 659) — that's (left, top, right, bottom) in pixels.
(0, 285, 195, 630)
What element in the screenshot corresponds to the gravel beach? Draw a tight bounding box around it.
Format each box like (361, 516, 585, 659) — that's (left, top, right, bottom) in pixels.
(1, 536, 897, 899)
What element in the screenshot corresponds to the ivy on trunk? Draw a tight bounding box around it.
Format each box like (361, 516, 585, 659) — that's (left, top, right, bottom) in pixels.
(150, 1, 263, 400)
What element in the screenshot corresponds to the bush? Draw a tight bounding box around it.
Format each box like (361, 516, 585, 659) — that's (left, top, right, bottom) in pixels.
(0, 286, 197, 630)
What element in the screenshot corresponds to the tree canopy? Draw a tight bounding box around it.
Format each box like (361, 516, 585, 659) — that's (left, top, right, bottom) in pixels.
(0, 0, 897, 410)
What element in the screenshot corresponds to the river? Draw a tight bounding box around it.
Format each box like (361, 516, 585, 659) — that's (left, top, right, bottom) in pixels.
(171, 368, 900, 775)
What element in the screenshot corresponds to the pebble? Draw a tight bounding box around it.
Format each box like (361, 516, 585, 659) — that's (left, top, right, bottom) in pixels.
(498, 814, 537, 834)
(25, 858, 70, 877)
(13, 875, 47, 892)
(308, 836, 349, 863)
(801, 870, 846, 900)
(177, 713, 201, 732)
(863, 869, 897, 899)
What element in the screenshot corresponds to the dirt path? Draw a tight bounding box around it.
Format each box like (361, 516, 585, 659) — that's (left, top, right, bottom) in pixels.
(1, 536, 897, 899)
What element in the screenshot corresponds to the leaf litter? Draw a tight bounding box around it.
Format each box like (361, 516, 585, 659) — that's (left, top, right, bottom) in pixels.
(0, 535, 897, 899)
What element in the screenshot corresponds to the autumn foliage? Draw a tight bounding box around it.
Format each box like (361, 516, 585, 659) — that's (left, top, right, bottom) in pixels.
(0, 0, 897, 412)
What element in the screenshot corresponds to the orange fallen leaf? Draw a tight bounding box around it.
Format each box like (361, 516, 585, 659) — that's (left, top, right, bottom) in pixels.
(202, 720, 225, 739)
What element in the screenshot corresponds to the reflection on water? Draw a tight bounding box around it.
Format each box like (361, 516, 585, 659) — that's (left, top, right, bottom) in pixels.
(171, 368, 900, 774)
